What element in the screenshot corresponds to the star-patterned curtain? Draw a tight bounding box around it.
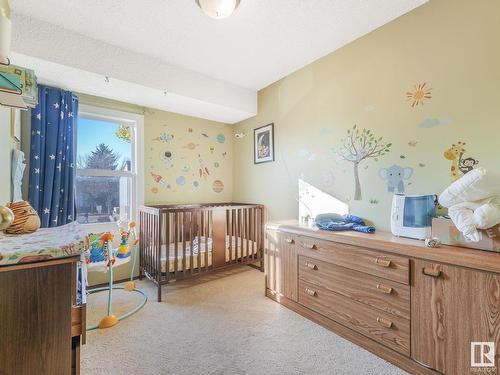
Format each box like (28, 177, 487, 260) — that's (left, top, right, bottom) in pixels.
(28, 85, 78, 228)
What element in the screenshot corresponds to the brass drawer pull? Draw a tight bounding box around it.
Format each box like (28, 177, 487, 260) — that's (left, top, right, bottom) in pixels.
(377, 317, 393, 329)
(376, 284, 393, 294)
(305, 243, 317, 250)
(375, 257, 392, 268)
(305, 288, 317, 297)
(284, 238, 295, 244)
(306, 262, 318, 270)
(422, 267, 442, 278)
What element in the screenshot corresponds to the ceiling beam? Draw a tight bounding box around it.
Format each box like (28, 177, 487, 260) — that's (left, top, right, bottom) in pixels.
(11, 14, 257, 124)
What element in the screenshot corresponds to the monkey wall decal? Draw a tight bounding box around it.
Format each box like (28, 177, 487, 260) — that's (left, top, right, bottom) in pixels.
(459, 157, 479, 174)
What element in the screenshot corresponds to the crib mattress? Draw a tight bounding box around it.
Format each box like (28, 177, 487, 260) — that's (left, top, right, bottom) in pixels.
(0, 222, 88, 266)
(160, 236, 258, 273)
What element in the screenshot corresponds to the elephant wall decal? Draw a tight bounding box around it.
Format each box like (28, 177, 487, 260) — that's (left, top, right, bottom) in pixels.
(379, 165, 413, 194)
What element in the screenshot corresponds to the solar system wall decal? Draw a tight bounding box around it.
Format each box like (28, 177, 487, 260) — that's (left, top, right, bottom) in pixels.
(147, 124, 229, 196)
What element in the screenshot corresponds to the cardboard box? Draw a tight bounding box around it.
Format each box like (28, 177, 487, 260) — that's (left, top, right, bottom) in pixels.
(432, 217, 500, 252)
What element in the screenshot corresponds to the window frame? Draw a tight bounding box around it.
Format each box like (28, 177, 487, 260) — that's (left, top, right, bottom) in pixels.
(76, 104, 144, 232)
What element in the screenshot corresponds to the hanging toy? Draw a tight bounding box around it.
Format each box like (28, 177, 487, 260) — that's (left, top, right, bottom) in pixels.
(116, 220, 131, 259)
(100, 232, 115, 267)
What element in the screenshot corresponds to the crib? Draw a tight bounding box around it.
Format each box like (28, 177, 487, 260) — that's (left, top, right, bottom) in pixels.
(138, 203, 265, 301)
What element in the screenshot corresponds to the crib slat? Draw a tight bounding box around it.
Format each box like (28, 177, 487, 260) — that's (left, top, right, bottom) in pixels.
(196, 211, 201, 273)
(146, 212, 150, 278)
(189, 211, 194, 275)
(232, 209, 236, 263)
(236, 210, 243, 262)
(246, 208, 250, 262)
(228, 209, 233, 264)
(165, 212, 170, 281)
(259, 207, 265, 260)
(174, 212, 179, 278)
(151, 213, 155, 280)
(234, 209, 239, 263)
(241, 208, 245, 263)
(139, 211, 143, 277)
(182, 212, 187, 275)
(200, 210, 205, 272)
(243, 208, 247, 263)
(205, 210, 209, 271)
(251, 207, 255, 260)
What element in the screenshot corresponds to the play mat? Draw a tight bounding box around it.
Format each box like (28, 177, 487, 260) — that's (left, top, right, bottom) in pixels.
(0, 221, 88, 266)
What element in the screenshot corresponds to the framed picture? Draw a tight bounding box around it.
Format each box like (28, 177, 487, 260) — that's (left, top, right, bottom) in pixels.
(10, 108, 21, 143)
(254, 123, 275, 164)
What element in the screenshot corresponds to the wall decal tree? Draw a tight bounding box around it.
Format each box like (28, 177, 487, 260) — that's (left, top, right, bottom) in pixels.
(336, 125, 392, 200)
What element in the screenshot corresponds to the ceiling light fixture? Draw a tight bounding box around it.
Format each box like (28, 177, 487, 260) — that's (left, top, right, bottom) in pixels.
(195, 0, 240, 20)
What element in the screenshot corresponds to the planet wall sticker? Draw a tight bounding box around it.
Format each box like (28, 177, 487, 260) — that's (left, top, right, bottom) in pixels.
(185, 142, 198, 150)
(216, 134, 226, 144)
(176, 176, 186, 186)
(212, 180, 224, 193)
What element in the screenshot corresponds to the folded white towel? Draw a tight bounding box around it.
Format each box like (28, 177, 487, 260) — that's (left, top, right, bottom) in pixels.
(448, 198, 500, 241)
(439, 168, 500, 208)
(439, 168, 500, 242)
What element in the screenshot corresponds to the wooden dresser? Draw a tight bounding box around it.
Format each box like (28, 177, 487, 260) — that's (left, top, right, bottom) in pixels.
(0, 256, 86, 375)
(265, 221, 500, 375)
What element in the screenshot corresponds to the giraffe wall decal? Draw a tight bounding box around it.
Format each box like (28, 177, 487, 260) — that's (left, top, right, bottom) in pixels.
(443, 141, 467, 181)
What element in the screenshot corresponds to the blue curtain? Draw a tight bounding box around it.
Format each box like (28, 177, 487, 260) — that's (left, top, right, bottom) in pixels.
(29, 85, 78, 228)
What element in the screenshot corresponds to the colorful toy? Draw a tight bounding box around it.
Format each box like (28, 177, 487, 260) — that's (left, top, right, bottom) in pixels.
(85, 221, 147, 330)
(116, 221, 132, 259)
(87, 234, 106, 263)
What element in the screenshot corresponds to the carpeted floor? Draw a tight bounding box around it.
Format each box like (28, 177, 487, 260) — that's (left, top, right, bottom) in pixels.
(82, 267, 408, 375)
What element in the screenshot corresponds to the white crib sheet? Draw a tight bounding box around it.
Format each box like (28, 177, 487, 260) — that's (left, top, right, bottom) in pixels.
(159, 236, 257, 272)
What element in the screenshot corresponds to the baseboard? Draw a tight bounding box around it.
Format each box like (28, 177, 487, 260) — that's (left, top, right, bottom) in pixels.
(89, 275, 140, 289)
(265, 289, 438, 375)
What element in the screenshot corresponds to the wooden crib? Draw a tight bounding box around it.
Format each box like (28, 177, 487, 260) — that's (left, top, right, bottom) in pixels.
(138, 203, 265, 301)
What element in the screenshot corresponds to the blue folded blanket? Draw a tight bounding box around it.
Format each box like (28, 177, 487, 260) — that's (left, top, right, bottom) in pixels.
(314, 213, 375, 234)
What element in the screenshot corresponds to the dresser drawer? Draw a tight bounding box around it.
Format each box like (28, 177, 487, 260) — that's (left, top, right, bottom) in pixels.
(299, 256, 410, 320)
(71, 304, 86, 343)
(299, 280, 410, 355)
(297, 236, 409, 284)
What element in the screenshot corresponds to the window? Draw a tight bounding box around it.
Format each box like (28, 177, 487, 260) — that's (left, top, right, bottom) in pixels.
(76, 105, 143, 227)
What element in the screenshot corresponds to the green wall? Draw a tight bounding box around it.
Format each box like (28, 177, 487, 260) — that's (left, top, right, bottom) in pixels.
(232, 0, 500, 230)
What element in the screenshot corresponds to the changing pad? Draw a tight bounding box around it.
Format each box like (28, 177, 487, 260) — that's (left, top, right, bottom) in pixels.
(0, 222, 88, 266)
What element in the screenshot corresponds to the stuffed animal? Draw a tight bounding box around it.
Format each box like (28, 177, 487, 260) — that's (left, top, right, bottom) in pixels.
(0, 205, 14, 231)
(5, 201, 40, 234)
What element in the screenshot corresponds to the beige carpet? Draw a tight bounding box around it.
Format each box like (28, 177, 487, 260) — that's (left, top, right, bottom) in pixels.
(82, 268, 408, 375)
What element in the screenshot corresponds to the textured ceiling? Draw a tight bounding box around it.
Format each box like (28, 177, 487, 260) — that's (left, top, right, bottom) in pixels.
(11, 0, 427, 91)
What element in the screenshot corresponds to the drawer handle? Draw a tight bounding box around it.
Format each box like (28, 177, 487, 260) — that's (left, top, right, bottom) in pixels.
(375, 257, 392, 268)
(305, 288, 317, 297)
(305, 243, 317, 250)
(377, 317, 393, 329)
(306, 262, 318, 270)
(376, 284, 393, 294)
(284, 238, 294, 244)
(422, 267, 442, 278)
